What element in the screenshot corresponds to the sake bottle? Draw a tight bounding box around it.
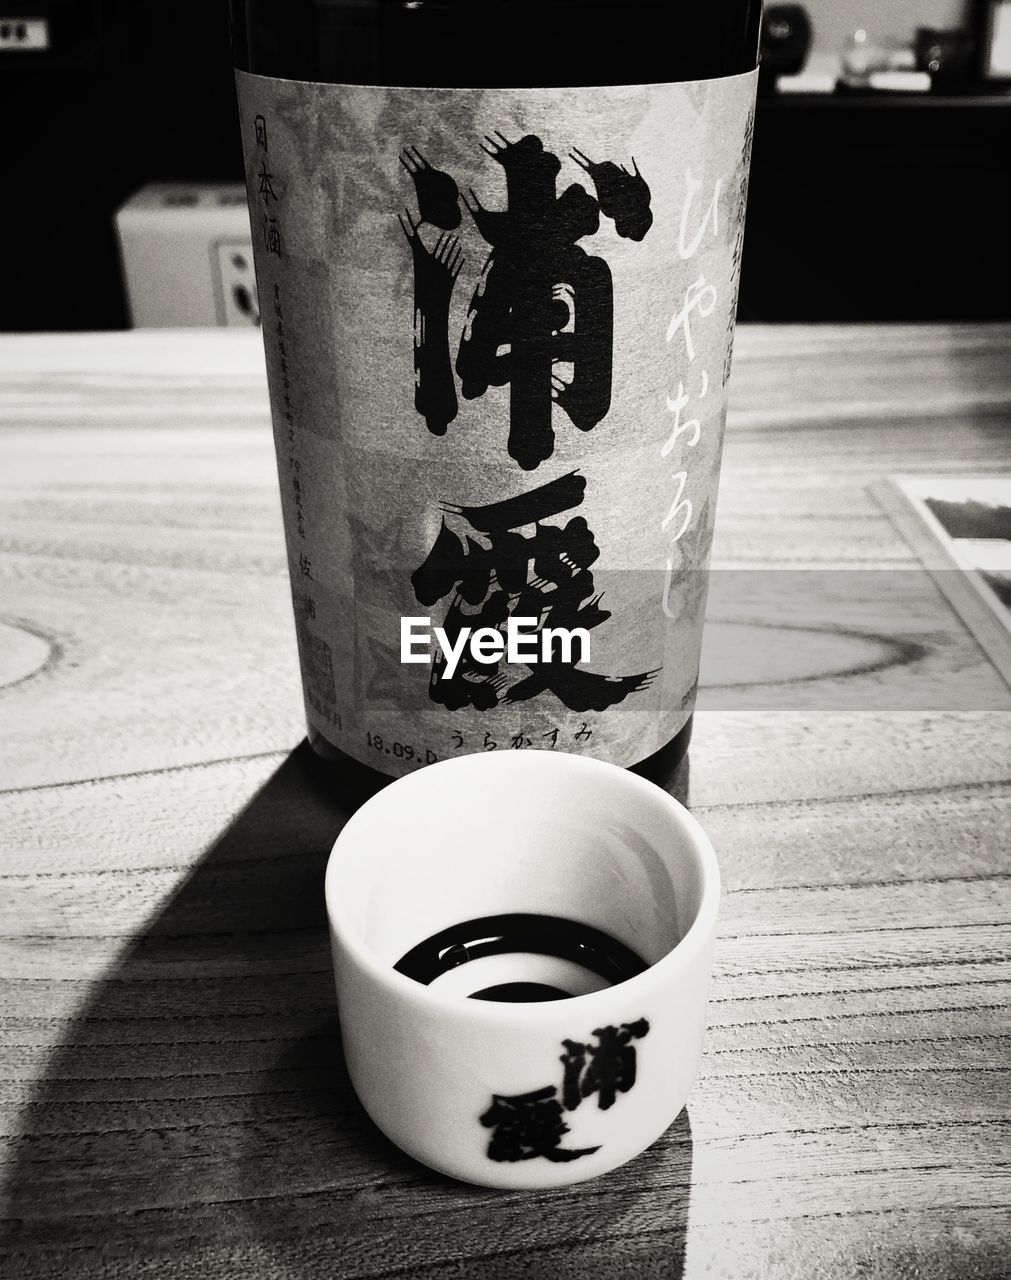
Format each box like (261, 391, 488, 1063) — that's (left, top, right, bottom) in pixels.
(231, 0, 761, 800)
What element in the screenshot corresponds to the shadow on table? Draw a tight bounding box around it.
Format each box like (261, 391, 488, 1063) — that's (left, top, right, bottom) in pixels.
(2, 744, 693, 1279)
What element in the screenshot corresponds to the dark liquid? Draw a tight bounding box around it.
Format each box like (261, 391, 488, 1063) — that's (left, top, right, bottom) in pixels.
(394, 912, 649, 1002)
(231, 0, 759, 805)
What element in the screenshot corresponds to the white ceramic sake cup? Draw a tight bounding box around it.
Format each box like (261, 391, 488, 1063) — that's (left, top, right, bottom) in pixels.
(324, 750, 720, 1189)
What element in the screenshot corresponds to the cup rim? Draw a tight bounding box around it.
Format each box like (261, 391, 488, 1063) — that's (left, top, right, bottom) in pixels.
(324, 751, 720, 1023)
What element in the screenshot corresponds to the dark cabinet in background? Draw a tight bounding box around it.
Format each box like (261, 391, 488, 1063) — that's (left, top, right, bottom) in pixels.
(739, 94, 1011, 322)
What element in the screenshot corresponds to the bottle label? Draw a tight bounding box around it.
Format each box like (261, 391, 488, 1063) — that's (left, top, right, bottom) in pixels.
(236, 70, 757, 775)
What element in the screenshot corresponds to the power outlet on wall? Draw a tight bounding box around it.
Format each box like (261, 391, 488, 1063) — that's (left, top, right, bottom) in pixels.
(117, 184, 259, 328)
(213, 241, 260, 326)
(0, 17, 50, 49)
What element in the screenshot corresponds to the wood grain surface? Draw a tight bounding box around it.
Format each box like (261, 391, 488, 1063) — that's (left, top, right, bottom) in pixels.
(1, 326, 1009, 1279)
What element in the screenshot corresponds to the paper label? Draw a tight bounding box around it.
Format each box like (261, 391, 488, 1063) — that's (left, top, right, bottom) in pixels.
(236, 69, 757, 775)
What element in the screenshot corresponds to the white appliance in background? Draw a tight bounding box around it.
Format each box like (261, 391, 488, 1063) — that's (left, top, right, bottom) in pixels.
(115, 184, 259, 328)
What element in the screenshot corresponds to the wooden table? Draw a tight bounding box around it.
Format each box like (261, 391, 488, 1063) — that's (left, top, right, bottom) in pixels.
(1, 326, 1009, 1279)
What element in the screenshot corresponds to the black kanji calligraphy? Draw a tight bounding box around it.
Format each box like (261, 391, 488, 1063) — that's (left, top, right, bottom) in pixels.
(569, 149, 653, 242)
(263, 215, 281, 256)
(482, 1019, 650, 1165)
(398, 210, 464, 436)
(257, 162, 278, 205)
(411, 470, 657, 714)
(480, 1086, 599, 1164)
(398, 132, 651, 468)
(399, 145, 461, 230)
(560, 1020, 650, 1113)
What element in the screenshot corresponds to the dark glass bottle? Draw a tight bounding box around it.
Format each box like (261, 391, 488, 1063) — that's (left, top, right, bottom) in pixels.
(231, 0, 761, 806)
(232, 1, 761, 87)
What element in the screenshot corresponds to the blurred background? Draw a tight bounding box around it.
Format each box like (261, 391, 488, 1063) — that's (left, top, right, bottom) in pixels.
(2, 0, 1010, 332)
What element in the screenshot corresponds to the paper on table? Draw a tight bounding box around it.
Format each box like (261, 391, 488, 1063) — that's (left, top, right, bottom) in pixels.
(873, 474, 1011, 687)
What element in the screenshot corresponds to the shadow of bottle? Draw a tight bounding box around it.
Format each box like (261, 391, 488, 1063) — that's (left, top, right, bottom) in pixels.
(1, 745, 693, 1278)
